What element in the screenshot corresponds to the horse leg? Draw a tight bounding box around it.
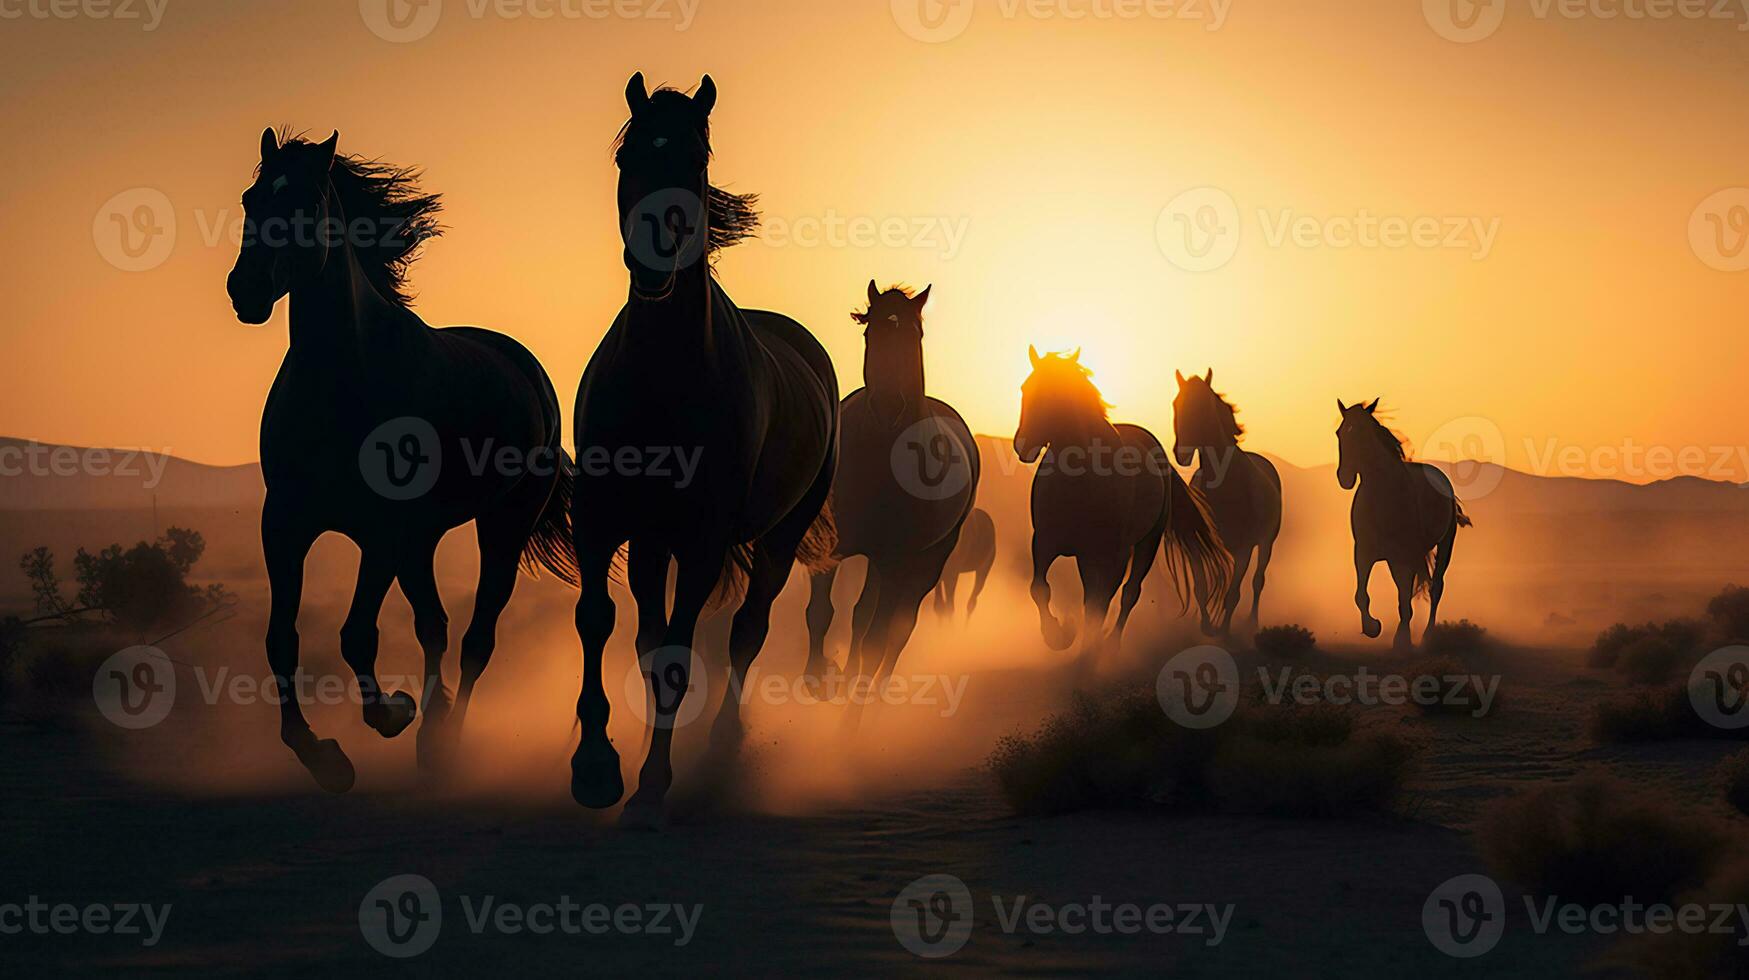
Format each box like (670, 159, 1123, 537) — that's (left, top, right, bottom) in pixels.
(1113, 523, 1164, 645)
(1389, 559, 1417, 653)
(802, 565, 838, 693)
(1188, 549, 1215, 636)
(263, 509, 353, 792)
(869, 542, 956, 695)
(1354, 546, 1382, 639)
(1249, 539, 1275, 631)
(395, 537, 453, 772)
(1031, 540, 1072, 650)
(1219, 547, 1253, 640)
(342, 546, 416, 740)
(570, 531, 627, 810)
(628, 541, 672, 656)
(711, 541, 799, 755)
(845, 561, 884, 690)
(1076, 554, 1126, 661)
(1426, 524, 1457, 642)
(967, 562, 990, 621)
(843, 559, 893, 732)
(935, 573, 958, 620)
(622, 542, 724, 827)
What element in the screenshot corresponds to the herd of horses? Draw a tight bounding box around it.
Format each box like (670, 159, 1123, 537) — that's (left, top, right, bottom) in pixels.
(222, 73, 1471, 824)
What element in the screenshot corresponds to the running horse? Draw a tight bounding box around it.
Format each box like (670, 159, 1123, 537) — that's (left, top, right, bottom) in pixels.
(934, 508, 996, 621)
(1172, 370, 1283, 636)
(1014, 349, 1231, 657)
(569, 75, 838, 824)
(802, 283, 980, 710)
(226, 130, 579, 793)
(1335, 399, 1471, 651)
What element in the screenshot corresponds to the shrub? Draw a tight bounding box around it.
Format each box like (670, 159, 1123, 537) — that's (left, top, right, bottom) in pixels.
(1478, 772, 1730, 906)
(1588, 620, 1706, 681)
(1591, 687, 1702, 743)
(1422, 620, 1489, 659)
(1606, 858, 1749, 979)
(1408, 658, 1497, 717)
(1709, 585, 1749, 644)
(1254, 625, 1316, 659)
(1617, 634, 1682, 685)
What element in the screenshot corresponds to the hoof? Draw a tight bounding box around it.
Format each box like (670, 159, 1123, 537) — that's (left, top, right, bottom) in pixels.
(570, 740, 625, 809)
(618, 798, 668, 831)
(1041, 620, 1076, 652)
(297, 738, 356, 794)
(1361, 617, 1383, 639)
(365, 690, 417, 739)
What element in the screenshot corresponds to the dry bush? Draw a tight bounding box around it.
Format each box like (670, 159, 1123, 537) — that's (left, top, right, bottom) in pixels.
(1408, 658, 1497, 717)
(1254, 624, 1316, 659)
(1590, 683, 1749, 745)
(1606, 858, 1749, 979)
(1618, 634, 1683, 685)
(1478, 772, 1730, 906)
(1710, 585, 1749, 644)
(1590, 619, 1705, 674)
(1422, 620, 1490, 659)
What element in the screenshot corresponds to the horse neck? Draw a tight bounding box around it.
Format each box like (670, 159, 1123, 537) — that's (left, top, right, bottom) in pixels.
(287, 240, 419, 368)
(864, 341, 925, 421)
(1044, 402, 1119, 455)
(1356, 452, 1412, 494)
(624, 263, 745, 369)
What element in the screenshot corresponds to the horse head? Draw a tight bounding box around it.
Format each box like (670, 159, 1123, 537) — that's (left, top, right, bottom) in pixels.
(1335, 398, 1385, 490)
(852, 281, 930, 420)
(615, 72, 716, 302)
(1015, 346, 1103, 464)
(227, 129, 340, 324)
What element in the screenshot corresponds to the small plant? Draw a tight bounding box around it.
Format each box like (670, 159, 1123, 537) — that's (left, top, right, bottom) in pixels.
(1617, 634, 1682, 685)
(1708, 585, 1749, 644)
(1590, 687, 1704, 744)
(1254, 624, 1316, 659)
(1408, 658, 1496, 717)
(1587, 620, 1705, 682)
(1422, 620, 1489, 659)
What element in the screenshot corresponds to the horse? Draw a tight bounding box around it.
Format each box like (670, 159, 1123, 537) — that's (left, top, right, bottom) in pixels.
(1014, 349, 1231, 658)
(1335, 399, 1471, 651)
(225, 129, 579, 793)
(568, 75, 839, 825)
(1171, 370, 1283, 637)
(934, 508, 996, 621)
(801, 283, 980, 714)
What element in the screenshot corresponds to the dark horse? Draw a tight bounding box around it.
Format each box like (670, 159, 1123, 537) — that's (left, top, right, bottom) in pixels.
(226, 130, 578, 792)
(1014, 349, 1231, 657)
(569, 75, 838, 824)
(1172, 370, 1283, 637)
(1336, 399, 1471, 651)
(802, 283, 980, 710)
(934, 507, 996, 621)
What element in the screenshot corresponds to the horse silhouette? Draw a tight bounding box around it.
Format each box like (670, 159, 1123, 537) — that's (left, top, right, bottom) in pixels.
(568, 75, 838, 824)
(1336, 399, 1471, 651)
(226, 130, 578, 793)
(801, 283, 979, 720)
(934, 507, 996, 621)
(1014, 349, 1231, 657)
(1172, 370, 1283, 637)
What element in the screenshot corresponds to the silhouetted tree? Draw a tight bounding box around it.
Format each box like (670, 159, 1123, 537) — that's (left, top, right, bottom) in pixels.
(18, 527, 231, 637)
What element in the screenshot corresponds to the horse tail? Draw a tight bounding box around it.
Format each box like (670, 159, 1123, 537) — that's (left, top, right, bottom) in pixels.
(1161, 469, 1234, 624)
(795, 498, 839, 575)
(520, 449, 582, 588)
(1455, 499, 1474, 529)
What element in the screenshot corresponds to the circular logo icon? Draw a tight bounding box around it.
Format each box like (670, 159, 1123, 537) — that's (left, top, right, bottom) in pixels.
(1689, 189, 1749, 272)
(890, 418, 974, 501)
(1422, 416, 1506, 501)
(359, 0, 442, 42)
(1156, 645, 1239, 729)
(624, 188, 708, 278)
(358, 417, 441, 501)
(1690, 646, 1749, 730)
(93, 645, 176, 730)
(891, 874, 974, 958)
(1157, 187, 1241, 272)
(890, 0, 974, 43)
(93, 188, 176, 273)
(1423, 0, 1505, 43)
(360, 874, 442, 958)
(1422, 873, 1505, 958)
(622, 645, 710, 730)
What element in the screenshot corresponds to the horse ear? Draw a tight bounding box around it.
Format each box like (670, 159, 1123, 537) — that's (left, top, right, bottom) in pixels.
(1069, 348, 1082, 365)
(259, 127, 279, 164)
(1176, 370, 1187, 387)
(867, 280, 881, 306)
(314, 131, 339, 172)
(1337, 399, 1348, 414)
(914, 285, 932, 309)
(1029, 345, 1042, 369)
(1365, 398, 1380, 414)
(626, 72, 650, 115)
(1205, 369, 1214, 384)
(693, 75, 717, 116)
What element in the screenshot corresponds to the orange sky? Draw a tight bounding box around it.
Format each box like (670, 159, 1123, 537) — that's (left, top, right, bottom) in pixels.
(4, 0, 1747, 482)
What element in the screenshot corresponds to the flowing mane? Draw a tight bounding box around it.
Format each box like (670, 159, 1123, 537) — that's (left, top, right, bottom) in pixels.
(1026, 352, 1111, 422)
(1183, 380, 1245, 444)
(269, 130, 444, 306)
(1361, 410, 1411, 461)
(610, 88, 760, 255)
(851, 284, 920, 324)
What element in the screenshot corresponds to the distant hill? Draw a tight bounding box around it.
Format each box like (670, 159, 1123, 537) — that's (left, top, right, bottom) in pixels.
(0, 437, 263, 511)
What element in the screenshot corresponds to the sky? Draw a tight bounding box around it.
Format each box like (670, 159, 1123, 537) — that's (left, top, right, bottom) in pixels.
(3, 0, 1748, 483)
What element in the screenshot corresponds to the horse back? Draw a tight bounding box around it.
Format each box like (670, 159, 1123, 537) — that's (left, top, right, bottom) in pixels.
(832, 390, 979, 558)
(1032, 423, 1167, 556)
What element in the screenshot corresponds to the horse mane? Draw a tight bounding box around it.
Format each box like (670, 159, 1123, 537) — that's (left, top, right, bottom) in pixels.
(1190, 382, 1245, 443)
(271, 129, 444, 307)
(1363, 411, 1411, 461)
(610, 89, 761, 256)
(850, 284, 918, 324)
(1030, 353, 1111, 422)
